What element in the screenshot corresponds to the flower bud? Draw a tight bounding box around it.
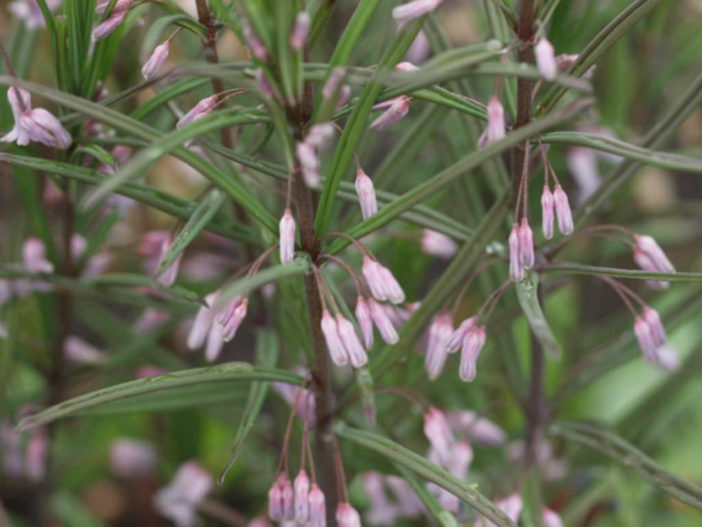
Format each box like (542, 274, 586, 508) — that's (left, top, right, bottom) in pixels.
(425, 312, 453, 380)
(141, 40, 170, 79)
(354, 296, 374, 350)
(321, 310, 349, 366)
(16, 108, 72, 149)
(421, 229, 457, 258)
(336, 315, 368, 368)
(268, 476, 284, 521)
(535, 37, 557, 81)
(243, 23, 268, 62)
(281, 473, 294, 520)
(290, 11, 310, 52)
(294, 470, 310, 521)
(279, 208, 296, 264)
(378, 265, 405, 304)
(423, 407, 454, 464)
(336, 502, 362, 527)
(220, 298, 248, 344)
(355, 169, 378, 219)
(459, 325, 486, 381)
(323, 67, 345, 101)
(447, 316, 476, 353)
(92, 7, 129, 41)
(543, 507, 564, 527)
(407, 30, 431, 63)
(370, 95, 411, 130)
(368, 298, 399, 344)
(255, 69, 275, 98)
(541, 185, 555, 239)
(508, 223, 523, 282)
(362, 257, 388, 302)
(296, 141, 320, 187)
(553, 185, 573, 234)
(308, 484, 326, 527)
(177, 95, 218, 129)
(155, 233, 182, 286)
(518, 218, 535, 269)
(392, 0, 443, 28)
(478, 96, 505, 147)
(634, 316, 656, 362)
(187, 292, 218, 350)
(633, 234, 675, 289)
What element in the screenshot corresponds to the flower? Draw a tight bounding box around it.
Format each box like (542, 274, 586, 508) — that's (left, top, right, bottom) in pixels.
(321, 310, 349, 366)
(535, 37, 557, 80)
(177, 95, 218, 129)
(459, 325, 486, 382)
(154, 461, 212, 527)
(392, 0, 443, 28)
(478, 97, 505, 147)
(508, 223, 523, 282)
(362, 257, 405, 304)
(336, 314, 369, 368)
(336, 502, 362, 527)
(243, 22, 268, 62)
(541, 185, 555, 239)
(446, 410, 506, 445)
(518, 218, 535, 270)
(290, 11, 310, 52)
(294, 470, 311, 521)
(2, 87, 71, 149)
(368, 298, 400, 344)
(22, 237, 53, 273)
(423, 407, 454, 465)
(354, 168, 378, 219)
(9, 0, 63, 29)
(154, 233, 182, 286)
(421, 229, 457, 258)
(279, 208, 296, 264)
(92, 0, 132, 41)
(370, 96, 411, 130)
(308, 484, 326, 527)
(63, 336, 107, 365)
(553, 185, 574, 234)
(141, 40, 170, 79)
(475, 493, 523, 527)
(425, 311, 453, 380)
(633, 234, 675, 289)
(355, 296, 374, 350)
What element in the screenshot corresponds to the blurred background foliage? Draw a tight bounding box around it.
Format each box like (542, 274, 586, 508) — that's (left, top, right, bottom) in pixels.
(0, 0, 701, 526)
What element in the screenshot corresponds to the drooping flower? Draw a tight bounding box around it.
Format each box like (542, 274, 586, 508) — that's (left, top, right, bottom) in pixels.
(421, 229, 457, 258)
(368, 298, 399, 344)
(459, 325, 486, 382)
(279, 208, 296, 264)
(508, 223, 523, 282)
(354, 296, 374, 350)
(294, 470, 311, 522)
(370, 95, 411, 130)
(336, 314, 368, 368)
(2, 87, 71, 149)
(22, 237, 54, 274)
(478, 96, 505, 147)
(154, 461, 213, 527)
(542, 507, 564, 527)
(446, 410, 506, 445)
(423, 407, 454, 465)
(219, 297, 248, 343)
(384, 476, 423, 517)
(535, 37, 557, 81)
(425, 311, 454, 380)
(632, 234, 675, 289)
(268, 475, 285, 521)
(296, 141, 320, 187)
(321, 310, 349, 366)
(447, 316, 476, 353)
(336, 502, 362, 527)
(362, 472, 399, 525)
(362, 257, 405, 304)
(355, 169, 378, 219)
(308, 484, 327, 527)
(177, 95, 218, 129)
(63, 336, 107, 365)
(392, 0, 443, 28)
(407, 30, 430, 63)
(553, 185, 573, 234)
(92, 0, 132, 41)
(141, 40, 170, 79)
(475, 493, 523, 527)
(290, 11, 310, 52)
(541, 185, 555, 239)
(243, 22, 268, 62)
(518, 218, 535, 270)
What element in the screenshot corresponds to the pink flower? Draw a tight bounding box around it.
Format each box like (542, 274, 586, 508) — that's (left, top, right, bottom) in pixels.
(407, 30, 430, 63)
(541, 185, 555, 239)
(281, 473, 294, 520)
(542, 507, 564, 527)
(22, 237, 53, 273)
(336, 502, 362, 527)
(385, 476, 423, 517)
(323, 67, 346, 101)
(268, 475, 284, 521)
(109, 438, 157, 478)
(154, 461, 212, 527)
(290, 11, 310, 52)
(423, 407, 454, 465)
(633, 234, 675, 289)
(368, 298, 399, 344)
(421, 229, 457, 258)
(425, 311, 453, 380)
(447, 316, 476, 353)
(478, 96, 505, 147)
(475, 493, 523, 527)
(355, 169, 378, 219)
(273, 383, 316, 426)
(296, 141, 321, 187)
(279, 208, 296, 264)
(133, 309, 170, 334)
(553, 185, 573, 234)
(2, 88, 71, 148)
(255, 69, 275, 98)
(363, 472, 399, 525)
(535, 37, 557, 81)
(336, 314, 368, 368)
(177, 95, 218, 129)
(219, 297, 248, 344)
(362, 257, 405, 304)
(308, 484, 326, 527)
(25, 429, 48, 481)
(92, 5, 130, 41)
(187, 292, 219, 350)
(459, 325, 486, 382)
(518, 218, 535, 270)
(354, 296, 374, 350)
(508, 223, 523, 282)
(243, 22, 268, 62)
(321, 310, 349, 366)
(392, 0, 443, 27)
(567, 146, 601, 204)
(446, 410, 506, 446)
(294, 470, 311, 521)
(141, 40, 170, 79)
(154, 233, 182, 286)
(9, 0, 63, 30)
(370, 95, 411, 130)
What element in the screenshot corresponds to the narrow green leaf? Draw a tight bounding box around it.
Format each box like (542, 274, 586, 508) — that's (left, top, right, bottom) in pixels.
(394, 465, 458, 527)
(157, 189, 227, 275)
(326, 0, 381, 70)
(544, 263, 702, 283)
(218, 330, 279, 484)
(334, 424, 517, 527)
(540, 131, 702, 173)
(17, 363, 304, 430)
(516, 273, 561, 359)
(550, 421, 702, 509)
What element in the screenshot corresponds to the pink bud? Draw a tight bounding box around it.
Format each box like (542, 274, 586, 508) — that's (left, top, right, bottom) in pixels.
(294, 470, 310, 521)
(279, 208, 296, 264)
(337, 85, 352, 108)
(425, 312, 453, 380)
(395, 61, 420, 72)
(459, 325, 486, 381)
(92, 8, 129, 41)
(447, 316, 476, 353)
(1, 87, 32, 146)
(362, 257, 388, 302)
(448, 441, 473, 479)
(541, 185, 555, 239)
(423, 407, 454, 464)
(385, 476, 423, 516)
(556, 53, 579, 73)
(370, 95, 411, 130)
(178, 95, 218, 129)
(10, 0, 62, 30)
(634, 316, 656, 362)
(355, 169, 378, 219)
(296, 141, 320, 187)
(141, 40, 170, 79)
(321, 310, 349, 366)
(535, 37, 557, 81)
(308, 484, 326, 527)
(553, 185, 573, 234)
(446, 410, 506, 445)
(323, 67, 345, 101)
(154, 461, 212, 526)
(567, 146, 600, 204)
(336, 315, 368, 368)
(336, 502, 362, 527)
(97, 0, 131, 15)
(220, 298, 248, 344)
(134, 309, 170, 334)
(19, 108, 72, 149)
(421, 229, 457, 258)
(268, 477, 284, 521)
(187, 292, 218, 350)
(542, 507, 564, 527)
(478, 96, 505, 147)
(243, 23, 268, 62)
(508, 223, 523, 282)
(392, 0, 443, 27)
(368, 298, 399, 344)
(518, 218, 535, 269)
(642, 307, 666, 347)
(290, 11, 310, 52)
(407, 30, 431, 64)
(23, 237, 53, 273)
(633, 234, 675, 273)
(281, 473, 294, 520)
(354, 296, 374, 350)
(155, 233, 182, 286)
(205, 319, 225, 362)
(654, 344, 679, 371)
(378, 265, 405, 304)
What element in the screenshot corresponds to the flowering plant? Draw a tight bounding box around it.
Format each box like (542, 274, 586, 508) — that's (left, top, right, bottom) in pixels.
(1, 0, 701, 526)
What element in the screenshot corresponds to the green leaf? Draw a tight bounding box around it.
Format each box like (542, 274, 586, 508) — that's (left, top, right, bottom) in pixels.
(156, 189, 227, 276)
(17, 363, 304, 430)
(218, 330, 279, 484)
(326, 0, 381, 71)
(516, 273, 561, 359)
(550, 421, 702, 509)
(544, 263, 702, 283)
(334, 424, 517, 526)
(540, 131, 702, 173)
(328, 99, 590, 254)
(315, 18, 423, 235)
(394, 465, 458, 527)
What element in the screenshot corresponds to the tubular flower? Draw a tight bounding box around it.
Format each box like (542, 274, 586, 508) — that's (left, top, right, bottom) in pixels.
(355, 168, 378, 219)
(321, 310, 349, 366)
(2, 87, 71, 149)
(541, 185, 555, 239)
(535, 37, 557, 80)
(425, 311, 454, 380)
(370, 96, 411, 130)
(141, 40, 170, 79)
(632, 234, 675, 289)
(459, 325, 486, 382)
(279, 208, 296, 264)
(478, 96, 505, 147)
